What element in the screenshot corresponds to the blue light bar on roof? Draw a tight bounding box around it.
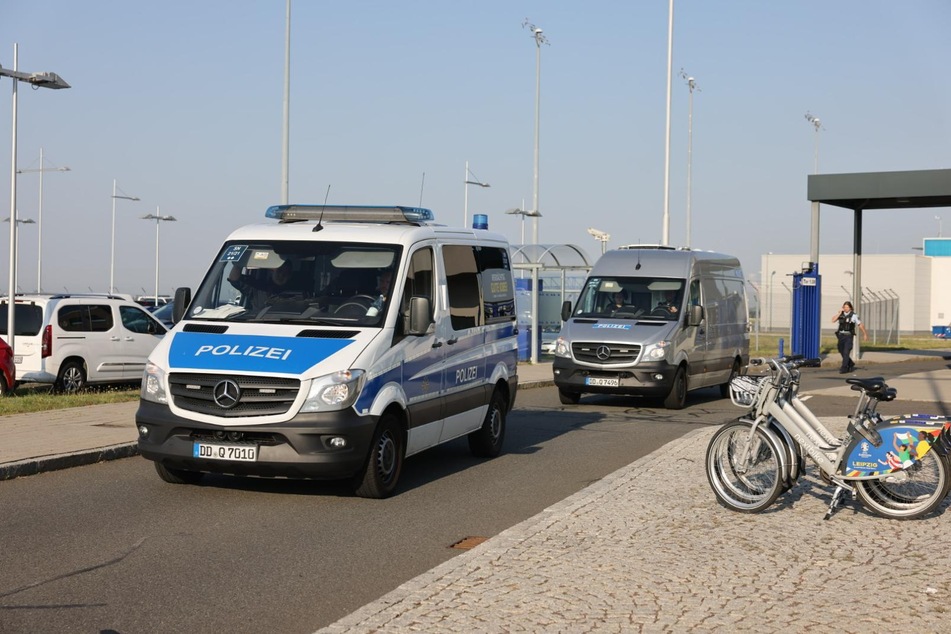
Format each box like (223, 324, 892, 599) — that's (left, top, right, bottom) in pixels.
(265, 205, 435, 224)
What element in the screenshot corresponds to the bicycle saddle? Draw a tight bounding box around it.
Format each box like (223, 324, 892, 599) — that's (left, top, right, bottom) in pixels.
(846, 377, 887, 392)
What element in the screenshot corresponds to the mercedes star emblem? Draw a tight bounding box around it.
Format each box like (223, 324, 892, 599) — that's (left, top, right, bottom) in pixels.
(213, 379, 241, 409)
(596, 345, 611, 361)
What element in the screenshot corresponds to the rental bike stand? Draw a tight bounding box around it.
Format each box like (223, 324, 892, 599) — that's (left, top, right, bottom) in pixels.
(824, 485, 852, 520)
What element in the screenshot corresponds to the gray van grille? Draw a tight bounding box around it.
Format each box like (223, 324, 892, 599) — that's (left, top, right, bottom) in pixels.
(572, 342, 641, 365)
(169, 373, 301, 417)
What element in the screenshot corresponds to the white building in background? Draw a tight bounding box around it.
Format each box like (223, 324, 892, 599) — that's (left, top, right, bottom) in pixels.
(759, 249, 951, 336)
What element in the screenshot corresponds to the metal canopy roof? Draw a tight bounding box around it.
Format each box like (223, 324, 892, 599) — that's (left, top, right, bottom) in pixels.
(510, 243, 593, 270)
(807, 168, 951, 210)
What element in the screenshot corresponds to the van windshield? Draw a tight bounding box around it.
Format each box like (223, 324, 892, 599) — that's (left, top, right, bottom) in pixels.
(186, 240, 402, 327)
(573, 276, 686, 321)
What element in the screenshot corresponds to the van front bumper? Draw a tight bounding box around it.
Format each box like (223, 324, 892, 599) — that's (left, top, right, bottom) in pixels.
(552, 356, 676, 397)
(135, 400, 378, 480)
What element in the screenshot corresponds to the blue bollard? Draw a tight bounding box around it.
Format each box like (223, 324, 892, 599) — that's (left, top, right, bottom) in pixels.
(778, 338, 784, 358)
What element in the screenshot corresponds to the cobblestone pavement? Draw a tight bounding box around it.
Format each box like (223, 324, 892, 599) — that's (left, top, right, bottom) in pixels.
(321, 418, 951, 633)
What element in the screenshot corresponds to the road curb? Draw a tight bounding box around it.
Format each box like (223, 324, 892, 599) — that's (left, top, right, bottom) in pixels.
(0, 443, 139, 481)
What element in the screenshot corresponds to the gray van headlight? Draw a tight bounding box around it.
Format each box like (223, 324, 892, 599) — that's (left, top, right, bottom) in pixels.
(141, 362, 168, 404)
(643, 340, 670, 361)
(553, 336, 571, 358)
(301, 369, 366, 412)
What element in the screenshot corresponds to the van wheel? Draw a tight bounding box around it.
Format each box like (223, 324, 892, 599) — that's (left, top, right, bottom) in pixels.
(0, 375, 7, 396)
(154, 462, 204, 485)
(663, 366, 687, 410)
(56, 361, 87, 393)
(558, 388, 581, 404)
(720, 359, 741, 398)
(469, 390, 507, 458)
(354, 413, 404, 499)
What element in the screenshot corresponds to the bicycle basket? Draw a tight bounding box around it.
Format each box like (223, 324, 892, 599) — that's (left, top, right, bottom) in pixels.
(729, 375, 766, 407)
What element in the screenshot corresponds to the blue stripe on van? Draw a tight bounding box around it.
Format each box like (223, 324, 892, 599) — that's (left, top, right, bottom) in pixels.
(168, 331, 353, 374)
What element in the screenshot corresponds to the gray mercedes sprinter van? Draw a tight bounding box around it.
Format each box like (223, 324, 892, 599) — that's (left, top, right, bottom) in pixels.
(552, 246, 749, 409)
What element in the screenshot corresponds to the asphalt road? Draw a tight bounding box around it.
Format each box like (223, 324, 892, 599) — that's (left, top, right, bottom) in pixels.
(0, 359, 944, 633)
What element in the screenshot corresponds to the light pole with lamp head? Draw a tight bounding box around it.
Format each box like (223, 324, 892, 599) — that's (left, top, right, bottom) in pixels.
(3, 217, 35, 289)
(804, 112, 823, 173)
(463, 161, 490, 228)
(678, 69, 699, 248)
(505, 207, 541, 246)
(1, 44, 70, 354)
(586, 227, 611, 255)
(16, 148, 70, 292)
(141, 209, 177, 307)
(111, 180, 140, 294)
(523, 19, 548, 246)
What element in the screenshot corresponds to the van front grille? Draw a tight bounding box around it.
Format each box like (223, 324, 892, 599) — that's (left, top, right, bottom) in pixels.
(169, 373, 300, 417)
(572, 342, 641, 365)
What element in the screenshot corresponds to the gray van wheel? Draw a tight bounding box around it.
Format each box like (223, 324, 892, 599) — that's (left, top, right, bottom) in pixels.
(469, 390, 506, 458)
(56, 361, 87, 393)
(155, 462, 204, 485)
(558, 388, 581, 405)
(0, 375, 8, 396)
(720, 359, 741, 398)
(663, 366, 687, 409)
(354, 413, 404, 499)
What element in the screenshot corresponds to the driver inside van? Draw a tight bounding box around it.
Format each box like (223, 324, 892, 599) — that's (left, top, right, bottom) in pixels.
(228, 260, 293, 305)
(656, 290, 680, 314)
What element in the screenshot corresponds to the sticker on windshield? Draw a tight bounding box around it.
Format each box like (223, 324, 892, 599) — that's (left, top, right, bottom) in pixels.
(220, 245, 248, 262)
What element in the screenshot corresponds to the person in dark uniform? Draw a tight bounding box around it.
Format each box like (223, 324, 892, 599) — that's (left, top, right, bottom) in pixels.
(832, 301, 868, 374)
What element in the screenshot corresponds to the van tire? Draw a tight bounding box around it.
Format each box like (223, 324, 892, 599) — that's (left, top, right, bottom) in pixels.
(469, 390, 506, 458)
(720, 359, 741, 398)
(663, 366, 687, 410)
(0, 375, 7, 396)
(354, 413, 404, 499)
(154, 462, 204, 485)
(558, 388, 581, 405)
(56, 361, 87, 393)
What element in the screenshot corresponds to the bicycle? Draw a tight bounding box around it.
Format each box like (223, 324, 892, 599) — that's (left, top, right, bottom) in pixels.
(706, 356, 951, 520)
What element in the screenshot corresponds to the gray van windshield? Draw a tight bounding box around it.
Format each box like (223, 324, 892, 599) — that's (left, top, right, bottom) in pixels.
(574, 276, 685, 321)
(187, 240, 402, 326)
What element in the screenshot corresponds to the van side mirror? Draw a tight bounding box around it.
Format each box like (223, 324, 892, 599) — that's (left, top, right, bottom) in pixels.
(561, 300, 572, 321)
(173, 287, 191, 324)
(407, 296, 433, 335)
(687, 304, 703, 327)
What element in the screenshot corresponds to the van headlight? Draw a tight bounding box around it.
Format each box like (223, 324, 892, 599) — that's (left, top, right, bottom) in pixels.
(141, 362, 168, 404)
(301, 369, 366, 412)
(643, 340, 670, 361)
(553, 336, 571, 358)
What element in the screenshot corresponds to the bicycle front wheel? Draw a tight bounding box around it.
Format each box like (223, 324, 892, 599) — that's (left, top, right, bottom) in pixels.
(855, 450, 951, 520)
(706, 420, 784, 513)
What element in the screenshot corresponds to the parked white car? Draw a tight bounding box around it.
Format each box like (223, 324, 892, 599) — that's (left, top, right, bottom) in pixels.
(0, 293, 167, 392)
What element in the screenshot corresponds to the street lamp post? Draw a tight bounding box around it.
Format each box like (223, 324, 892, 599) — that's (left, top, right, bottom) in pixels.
(3, 217, 35, 289)
(111, 180, 140, 294)
(463, 161, 490, 228)
(141, 209, 177, 306)
(1, 43, 70, 353)
(16, 147, 70, 292)
(679, 70, 698, 248)
(505, 207, 541, 246)
(523, 19, 548, 246)
(769, 270, 776, 332)
(804, 112, 823, 174)
(662, 0, 675, 246)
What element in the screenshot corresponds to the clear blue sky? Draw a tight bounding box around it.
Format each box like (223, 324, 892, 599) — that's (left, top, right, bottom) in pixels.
(2, 1, 949, 296)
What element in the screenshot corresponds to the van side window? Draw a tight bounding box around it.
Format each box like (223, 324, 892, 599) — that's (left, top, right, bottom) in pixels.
(397, 246, 434, 338)
(476, 246, 515, 324)
(120, 305, 164, 334)
(443, 245, 482, 331)
(57, 305, 113, 332)
(689, 280, 702, 307)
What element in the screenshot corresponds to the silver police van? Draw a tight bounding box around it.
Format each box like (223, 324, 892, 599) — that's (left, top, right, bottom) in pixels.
(552, 246, 749, 409)
(136, 205, 518, 498)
